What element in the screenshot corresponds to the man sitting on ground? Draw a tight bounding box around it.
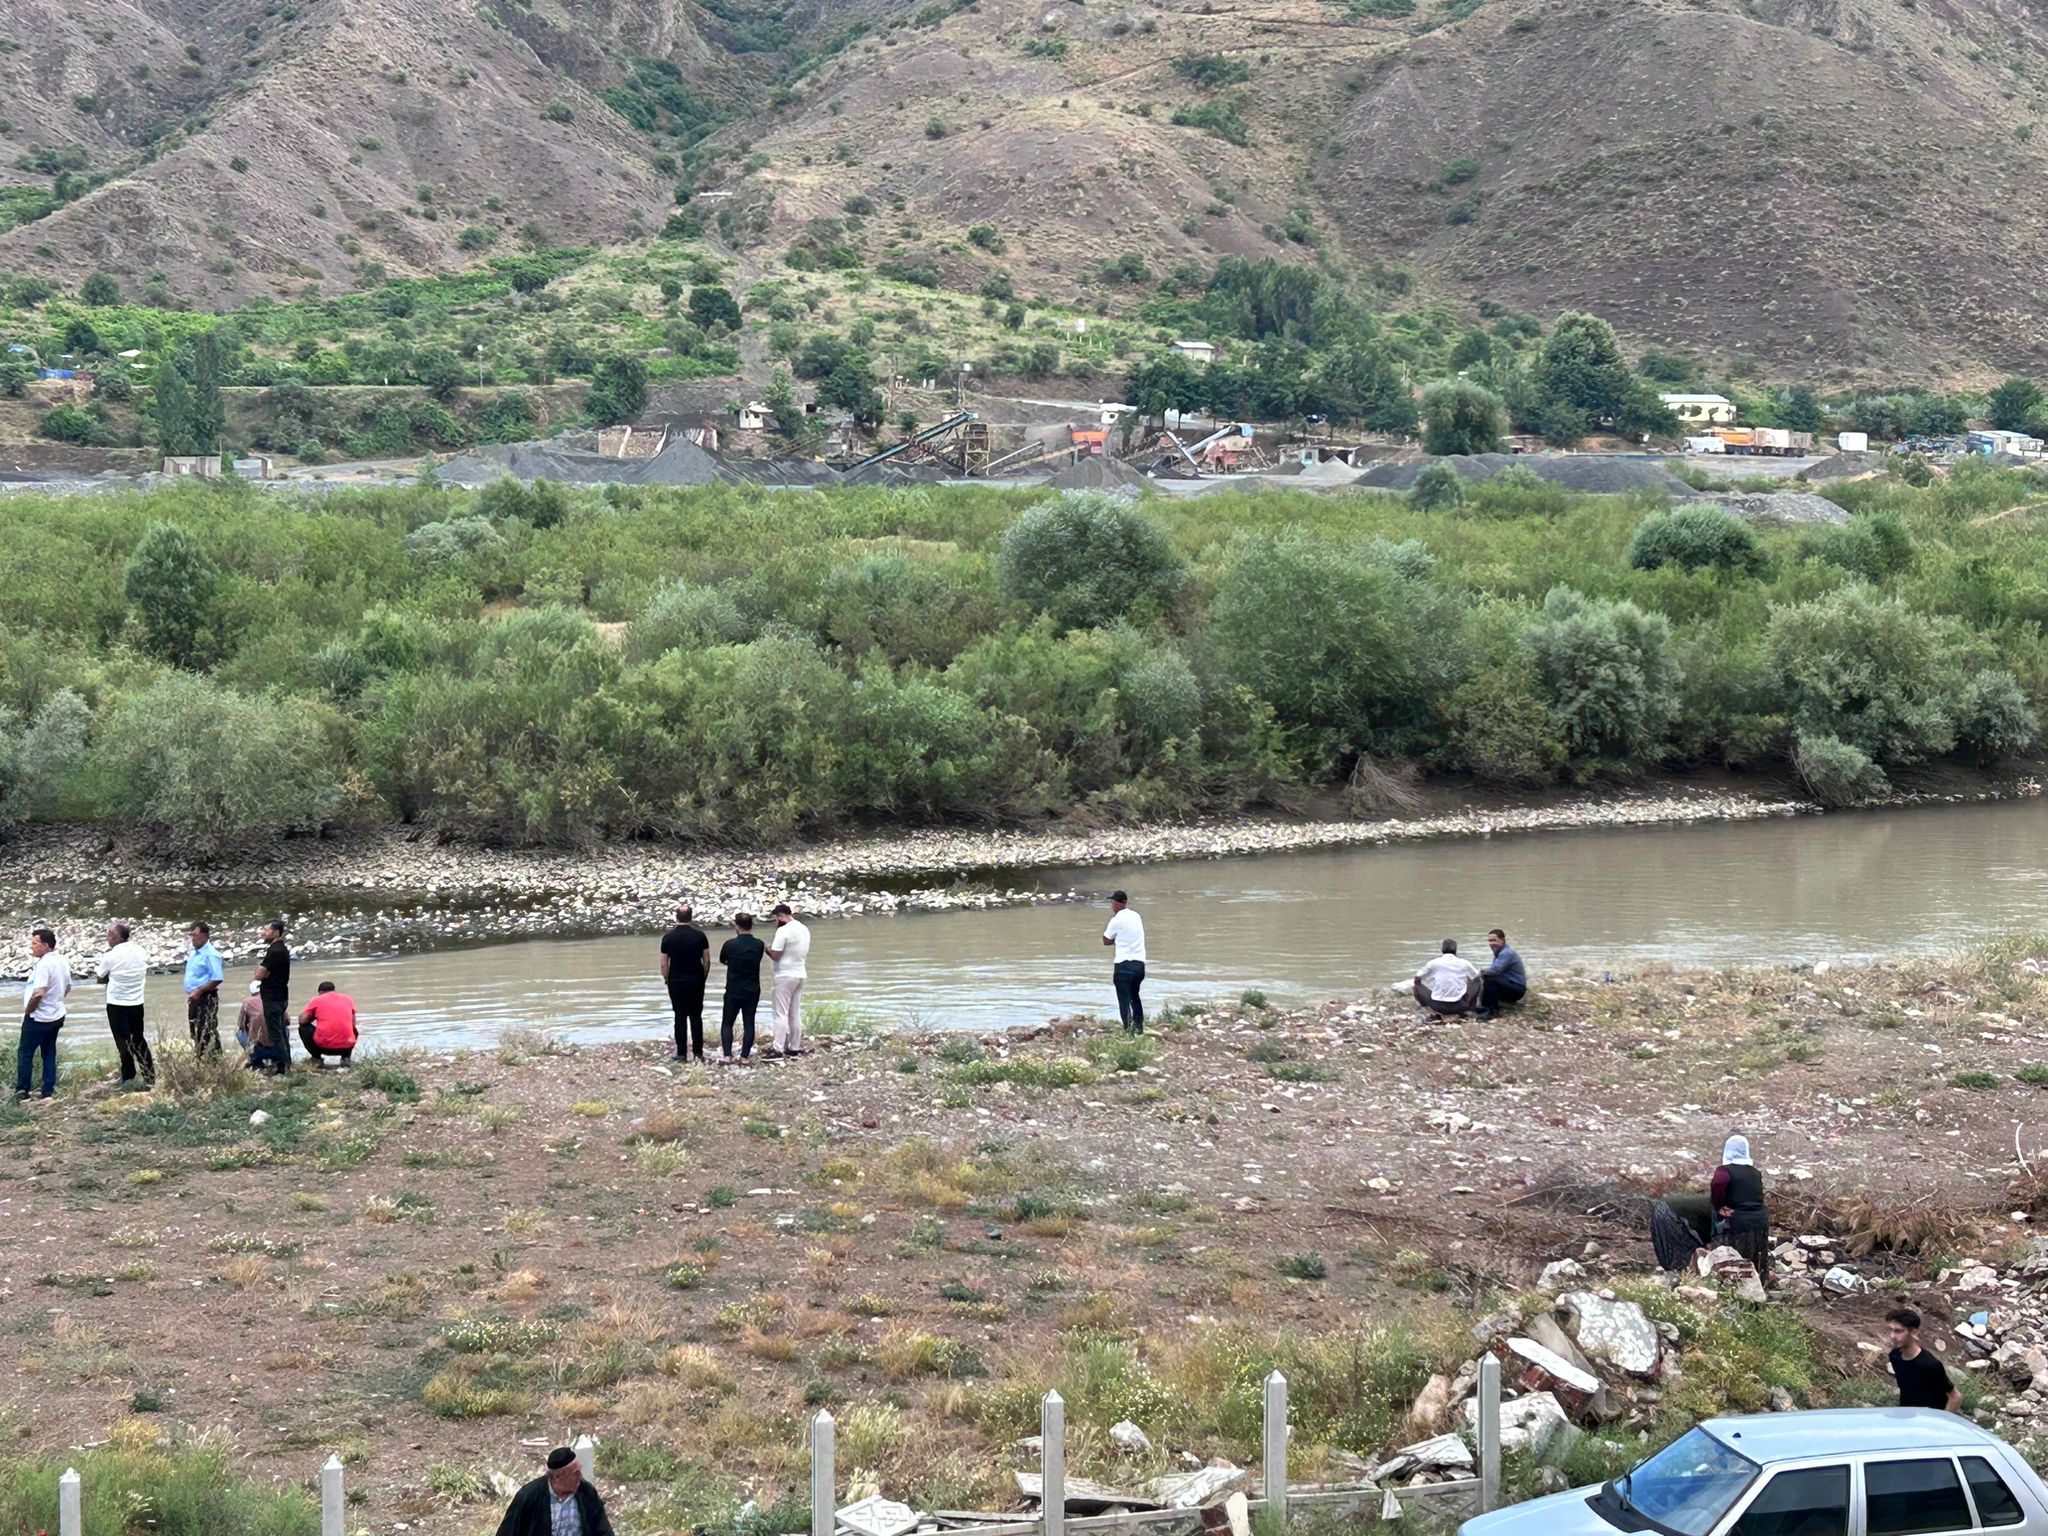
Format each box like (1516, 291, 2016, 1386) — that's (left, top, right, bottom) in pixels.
(1413, 938, 1480, 1017)
(1477, 927, 1527, 1019)
(298, 981, 359, 1067)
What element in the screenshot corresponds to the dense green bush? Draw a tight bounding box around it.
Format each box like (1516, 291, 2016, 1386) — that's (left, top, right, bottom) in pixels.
(124, 522, 221, 664)
(0, 471, 2039, 848)
(1211, 531, 1462, 768)
(1627, 506, 1764, 575)
(995, 492, 1185, 631)
(1522, 588, 1680, 772)
(1764, 586, 2024, 768)
(1792, 731, 1887, 807)
(1409, 462, 1465, 511)
(1419, 379, 1505, 456)
(92, 674, 344, 855)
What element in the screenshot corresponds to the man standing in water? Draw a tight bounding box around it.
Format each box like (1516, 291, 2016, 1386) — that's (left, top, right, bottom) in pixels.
(765, 903, 810, 1058)
(1102, 890, 1147, 1034)
(659, 904, 711, 1063)
(718, 913, 767, 1062)
(184, 921, 225, 1055)
(251, 918, 293, 1073)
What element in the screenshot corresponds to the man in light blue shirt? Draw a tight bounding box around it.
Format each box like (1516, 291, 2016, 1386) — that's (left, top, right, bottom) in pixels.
(183, 920, 225, 1055)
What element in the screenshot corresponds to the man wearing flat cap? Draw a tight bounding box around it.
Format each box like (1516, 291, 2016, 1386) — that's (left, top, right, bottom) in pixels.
(495, 1446, 614, 1536)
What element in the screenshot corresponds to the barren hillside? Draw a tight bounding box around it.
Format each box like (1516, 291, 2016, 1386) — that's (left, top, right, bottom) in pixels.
(5, 0, 2048, 376)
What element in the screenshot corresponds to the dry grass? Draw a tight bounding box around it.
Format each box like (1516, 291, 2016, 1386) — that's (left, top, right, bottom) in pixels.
(496, 1267, 548, 1303)
(218, 1255, 270, 1290)
(660, 1344, 736, 1391)
(740, 1325, 798, 1362)
(633, 1107, 690, 1143)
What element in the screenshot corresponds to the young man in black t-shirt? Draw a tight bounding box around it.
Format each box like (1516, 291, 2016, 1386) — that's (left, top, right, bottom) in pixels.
(658, 905, 711, 1062)
(251, 917, 294, 1073)
(717, 913, 766, 1062)
(1887, 1307, 1962, 1412)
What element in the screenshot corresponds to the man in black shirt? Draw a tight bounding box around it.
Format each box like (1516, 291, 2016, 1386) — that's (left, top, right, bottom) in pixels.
(659, 904, 711, 1063)
(251, 917, 294, 1073)
(717, 913, 766, 1063)
(1887, 1308, 1961, 1412)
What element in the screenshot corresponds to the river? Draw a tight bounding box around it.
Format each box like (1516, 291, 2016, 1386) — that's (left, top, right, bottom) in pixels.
(87, 798, 2048, 1051)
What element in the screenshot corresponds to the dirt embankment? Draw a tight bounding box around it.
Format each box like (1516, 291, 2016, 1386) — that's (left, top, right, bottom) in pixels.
(5, 946, 2047, 1530)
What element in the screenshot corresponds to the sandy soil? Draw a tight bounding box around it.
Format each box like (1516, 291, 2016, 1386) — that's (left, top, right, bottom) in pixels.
(2, 946, 2043, 1529)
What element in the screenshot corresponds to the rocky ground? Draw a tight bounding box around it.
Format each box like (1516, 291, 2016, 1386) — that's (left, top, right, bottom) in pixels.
(9, 944, 2048, 1531)
(0, 788, 1815, 979)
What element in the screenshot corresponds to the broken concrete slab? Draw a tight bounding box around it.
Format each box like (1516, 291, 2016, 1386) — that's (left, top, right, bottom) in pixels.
(1014, 1474, 1163, 1513)
(1491, 1336, 1604, 1418)
(1557, 1291, 1662, 1377)
(1523, 1311, 1599, 1381)
(1464, 1391, 1580, 1463)
(837, 1497, 921, 1536)
(1367, 1434, 1474, 1484)
(1140, 1466, 1247, 1508)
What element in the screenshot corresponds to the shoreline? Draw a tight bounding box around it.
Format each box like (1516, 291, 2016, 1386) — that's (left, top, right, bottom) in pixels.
(0, 778, 2033, 978)
(0, 787, 1816, 970)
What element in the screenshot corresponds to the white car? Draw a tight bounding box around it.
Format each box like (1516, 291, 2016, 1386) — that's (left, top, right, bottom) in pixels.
(1459, 1407, 2048, 1535)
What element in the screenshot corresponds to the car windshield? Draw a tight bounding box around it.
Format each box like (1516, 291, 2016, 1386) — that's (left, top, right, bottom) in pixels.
(1618, 1428, 1759, 1536)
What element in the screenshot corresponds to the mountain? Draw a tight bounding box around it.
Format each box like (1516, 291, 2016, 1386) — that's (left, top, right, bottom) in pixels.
(5, 0, 2048, 379)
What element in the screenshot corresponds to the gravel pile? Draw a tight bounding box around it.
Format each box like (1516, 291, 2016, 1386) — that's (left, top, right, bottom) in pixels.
(1800, 450, 1888, 482)
(1703, 490, 1849, 525)
(1045, 456, 1148, 490)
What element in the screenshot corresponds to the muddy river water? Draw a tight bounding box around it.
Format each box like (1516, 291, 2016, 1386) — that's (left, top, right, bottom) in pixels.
(89, 799, 2048, 1050)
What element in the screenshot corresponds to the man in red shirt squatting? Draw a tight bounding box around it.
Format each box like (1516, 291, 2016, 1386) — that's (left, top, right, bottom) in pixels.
(298, 981, 360, 1067)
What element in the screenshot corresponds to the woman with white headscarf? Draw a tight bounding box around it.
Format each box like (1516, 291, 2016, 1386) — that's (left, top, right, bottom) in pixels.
(1710, 1133, 1771, 1286)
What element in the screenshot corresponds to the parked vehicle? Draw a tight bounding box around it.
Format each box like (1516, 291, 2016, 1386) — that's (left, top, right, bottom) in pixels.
(1707, 427, 1816, 457)
(1458, 1408, 2046, 1535)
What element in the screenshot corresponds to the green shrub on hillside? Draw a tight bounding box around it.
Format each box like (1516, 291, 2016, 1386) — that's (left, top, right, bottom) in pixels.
(1409, 461, 1465, 511)
(1419, 379, 1505, 455)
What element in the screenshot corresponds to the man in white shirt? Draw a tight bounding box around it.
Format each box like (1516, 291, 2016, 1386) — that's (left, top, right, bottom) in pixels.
(1101, 889, 1147, 1035)
(17, 927, 72, 1101)
(96, 920, 154, 1085)
(765, 903, 811, 1058)
(1412, 938, 1480, 1017)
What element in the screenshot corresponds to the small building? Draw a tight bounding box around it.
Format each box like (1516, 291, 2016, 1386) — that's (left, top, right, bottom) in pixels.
(1069, 427, 1109, 457)
(1168, 340, 1216, 368)
(162, 455, 223, 478)
(1660, 393, 1737, 424)
(737, 401, 773, 433)
(231, 456, 277, 481)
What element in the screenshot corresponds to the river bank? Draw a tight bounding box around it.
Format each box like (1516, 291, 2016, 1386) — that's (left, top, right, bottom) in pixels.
(4, 943, 2046, 1532)
(0, 786, 1820, 975)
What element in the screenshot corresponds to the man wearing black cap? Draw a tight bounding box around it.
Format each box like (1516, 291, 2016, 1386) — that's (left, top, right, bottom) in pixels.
(494, 1446, 614, 1536)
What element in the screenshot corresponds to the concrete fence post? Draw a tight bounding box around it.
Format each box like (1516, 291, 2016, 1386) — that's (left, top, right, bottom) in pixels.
(1041, 1389, 1066, 1536)
(1478, 1354, 1502, 1513)
(1262, 1370, 1288, 1527)
(810, 1410, 835, 1536)
(573, 1434, 597, 1484)
(58, 1467, 81, 1536)
(320, 1454, 345, 1536)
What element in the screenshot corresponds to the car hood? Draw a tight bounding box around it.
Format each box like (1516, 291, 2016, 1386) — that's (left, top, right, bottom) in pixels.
(1462, 1487, 1614, 1536)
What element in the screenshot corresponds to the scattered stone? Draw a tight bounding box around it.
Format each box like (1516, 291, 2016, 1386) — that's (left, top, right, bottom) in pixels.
(1464, 1391, 1580, 1462)
(1821, 1266, 1870, 1296)
(1110, 1421, 1153, 1454)
(1539, 1258, 1588, 1291)
(1697, 1245, 1769, 1304)
(1366, 1434, 1474, 1484)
